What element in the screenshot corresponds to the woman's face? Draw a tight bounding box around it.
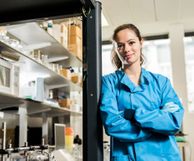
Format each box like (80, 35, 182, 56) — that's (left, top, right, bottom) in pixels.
(116, 28, 143, 66)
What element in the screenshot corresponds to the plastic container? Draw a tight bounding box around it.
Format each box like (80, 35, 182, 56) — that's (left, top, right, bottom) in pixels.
(65, 127, 74, 153)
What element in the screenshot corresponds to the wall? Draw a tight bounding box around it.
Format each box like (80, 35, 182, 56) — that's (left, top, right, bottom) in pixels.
(169, 24, 194, 161)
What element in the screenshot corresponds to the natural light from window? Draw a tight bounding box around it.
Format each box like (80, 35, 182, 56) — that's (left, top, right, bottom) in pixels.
(184, 36, 194, 112)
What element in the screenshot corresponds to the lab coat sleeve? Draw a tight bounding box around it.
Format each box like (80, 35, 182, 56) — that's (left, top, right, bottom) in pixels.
(100, 77, 151, 142)
(134, 78, 184, 135)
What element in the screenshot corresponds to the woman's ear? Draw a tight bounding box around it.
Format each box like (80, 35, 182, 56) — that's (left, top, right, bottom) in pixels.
(140, 38, 144, 46)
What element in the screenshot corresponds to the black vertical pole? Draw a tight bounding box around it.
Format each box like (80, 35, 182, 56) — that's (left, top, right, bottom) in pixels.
(83, 1, 103, 161)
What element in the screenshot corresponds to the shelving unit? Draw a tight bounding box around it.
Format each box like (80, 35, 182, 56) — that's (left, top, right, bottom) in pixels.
(0, 23, 83, 96)
(0, 18, 83, 149)
(0, 0, 102, 161)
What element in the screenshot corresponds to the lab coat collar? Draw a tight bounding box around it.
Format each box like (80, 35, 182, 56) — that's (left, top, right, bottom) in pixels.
(118, 68, 150, 92)
(140, 68, 150, 85)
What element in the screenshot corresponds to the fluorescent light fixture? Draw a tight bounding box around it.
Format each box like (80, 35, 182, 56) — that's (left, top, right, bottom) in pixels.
(101, 12, 109, 27)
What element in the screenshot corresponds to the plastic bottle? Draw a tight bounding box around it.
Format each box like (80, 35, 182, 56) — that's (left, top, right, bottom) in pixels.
(65, 127, 74, 153)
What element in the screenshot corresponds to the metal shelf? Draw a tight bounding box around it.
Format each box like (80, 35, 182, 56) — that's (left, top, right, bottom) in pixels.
(0, 92, 82, 117)
(25, 99, 82, 117)
(0, 92, 24, 109)
(0, 40, 82, 91)
(25, 100, 82, 117)
(6, 22, 82, 67)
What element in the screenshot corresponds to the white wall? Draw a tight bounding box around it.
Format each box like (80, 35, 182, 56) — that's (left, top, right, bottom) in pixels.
(169, 24, 194, 161)
(141, 22, 194, 161)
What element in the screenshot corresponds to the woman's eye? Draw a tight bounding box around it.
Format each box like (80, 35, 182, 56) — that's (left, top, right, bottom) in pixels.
(128, 41, 135, 45)
(117, 44, 124, 49)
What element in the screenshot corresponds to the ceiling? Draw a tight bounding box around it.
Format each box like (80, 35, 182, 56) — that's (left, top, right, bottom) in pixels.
(101, 0, 194, 41)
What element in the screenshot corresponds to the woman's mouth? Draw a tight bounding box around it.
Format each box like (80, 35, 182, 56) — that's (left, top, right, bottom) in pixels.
(124, 54, 133, 60)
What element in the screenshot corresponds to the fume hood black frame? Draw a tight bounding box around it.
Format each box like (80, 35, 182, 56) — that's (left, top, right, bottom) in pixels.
(0, 0, 103, 161)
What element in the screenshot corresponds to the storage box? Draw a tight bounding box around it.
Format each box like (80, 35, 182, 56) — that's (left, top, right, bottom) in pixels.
(59, 68, 71, 79)
(68, 25, 81, 37)
(68, 24, 82, 60)
(58, 98, 71, 108)
(71, 74, 79, 84)
(60, 23, 68, 48)
(68, 44, 82, 60)
(71, 73, 82, 84)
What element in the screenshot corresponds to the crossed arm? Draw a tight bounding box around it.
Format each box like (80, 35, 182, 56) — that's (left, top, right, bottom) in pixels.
(100, 77, 184, 142)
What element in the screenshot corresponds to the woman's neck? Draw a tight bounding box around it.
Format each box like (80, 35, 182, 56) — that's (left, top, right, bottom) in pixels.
(124, 64, 141, 86)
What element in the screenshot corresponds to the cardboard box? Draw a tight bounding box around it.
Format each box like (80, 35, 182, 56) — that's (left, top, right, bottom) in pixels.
(58, 98, 71, 108)
(68, 44, 82, 60)
(68, 34, 81, 44)
(71, 73, 82, 84)
(59, 68, 71, 79)
(67, 24, 82, 60)
(68, 35, 82, 60)
(60, 24, 68, 48)
(60, 36, 68, 48)
(50, 24, 68, 48)
(71, 74, 79, 84)
(68, 25, 81, 37)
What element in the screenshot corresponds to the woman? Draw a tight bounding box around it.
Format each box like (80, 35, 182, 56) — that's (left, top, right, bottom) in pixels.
(100, 24, 184, 161)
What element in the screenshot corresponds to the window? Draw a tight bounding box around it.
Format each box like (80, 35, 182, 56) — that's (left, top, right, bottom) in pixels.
(142, 38, 173, 83)
(102, 44, 115, 76)
(184, 36, 194, 112)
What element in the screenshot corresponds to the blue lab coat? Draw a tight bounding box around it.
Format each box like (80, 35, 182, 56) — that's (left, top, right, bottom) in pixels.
(100, 68, 184, 161)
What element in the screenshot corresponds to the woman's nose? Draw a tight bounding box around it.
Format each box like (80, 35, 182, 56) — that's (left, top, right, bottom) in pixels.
(124, 43, 131, 53)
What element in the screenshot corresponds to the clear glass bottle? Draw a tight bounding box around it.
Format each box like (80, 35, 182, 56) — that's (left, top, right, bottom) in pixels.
(72, 135, 82, 161)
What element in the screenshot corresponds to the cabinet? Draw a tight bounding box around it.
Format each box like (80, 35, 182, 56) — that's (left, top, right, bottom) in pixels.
(0, 0, 102, 161)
